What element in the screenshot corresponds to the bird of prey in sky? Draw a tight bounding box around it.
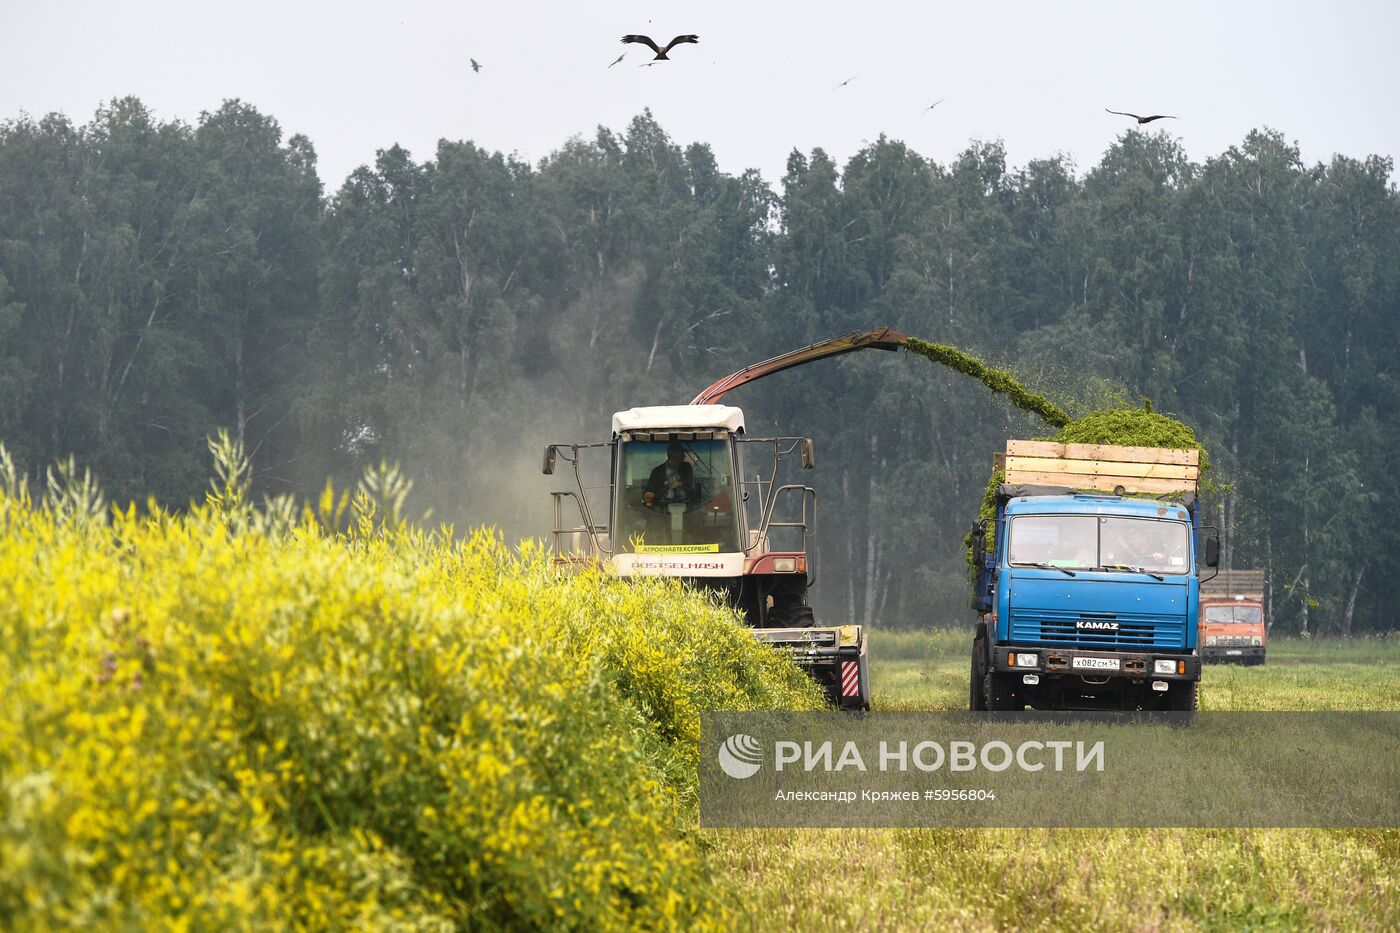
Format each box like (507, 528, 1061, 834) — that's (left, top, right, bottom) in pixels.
(832, 75, 857, 90)
(921, 99, 945, 114)
(1105, 108, 1177, 124)
(620, 34, 700, 60)
(469, 59, 481, 73)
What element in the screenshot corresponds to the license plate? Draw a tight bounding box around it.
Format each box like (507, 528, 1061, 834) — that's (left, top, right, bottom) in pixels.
(1226, 649, 1242, 655)
(1072, 656, 1120, 671)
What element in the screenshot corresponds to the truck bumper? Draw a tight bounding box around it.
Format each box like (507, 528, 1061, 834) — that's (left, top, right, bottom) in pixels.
(993, 645, 1201, 682)
(1202, 646, 1266, 664)
(753, 626, 870, 710)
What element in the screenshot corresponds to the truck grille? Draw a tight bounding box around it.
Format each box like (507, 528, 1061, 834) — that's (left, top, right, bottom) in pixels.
(1009, 608, 1185, 649)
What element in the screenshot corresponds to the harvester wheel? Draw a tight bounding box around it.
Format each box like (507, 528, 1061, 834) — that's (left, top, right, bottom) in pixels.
(770, 602, 816, 628)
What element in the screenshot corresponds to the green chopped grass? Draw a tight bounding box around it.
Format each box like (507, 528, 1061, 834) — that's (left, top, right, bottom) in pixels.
(903, 338, 1070, 427)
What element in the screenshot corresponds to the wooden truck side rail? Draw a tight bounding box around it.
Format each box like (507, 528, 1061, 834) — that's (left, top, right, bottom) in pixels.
(1201, 569, 1266, 599)
(1003, 440, 1200, 497)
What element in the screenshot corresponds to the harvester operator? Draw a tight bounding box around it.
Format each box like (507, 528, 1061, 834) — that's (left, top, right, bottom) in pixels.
(643, 442, 701, 513)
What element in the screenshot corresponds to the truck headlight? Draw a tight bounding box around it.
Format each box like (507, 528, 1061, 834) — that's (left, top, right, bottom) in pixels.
(1010, 652, 1038, 668)
(1252, 636, 1262, 646)
(1154, 659, 1176, 675)
(772, 557, 797, 573)
(1206, 636, 1218, 647)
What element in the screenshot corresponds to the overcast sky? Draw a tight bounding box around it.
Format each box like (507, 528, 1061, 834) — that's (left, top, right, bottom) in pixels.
(3, 1, 1397, 190)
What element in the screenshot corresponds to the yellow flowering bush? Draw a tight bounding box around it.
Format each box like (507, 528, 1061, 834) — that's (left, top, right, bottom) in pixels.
(0, 445, 823, 930)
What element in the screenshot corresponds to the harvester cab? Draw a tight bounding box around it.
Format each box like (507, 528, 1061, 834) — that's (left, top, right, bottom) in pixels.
(542, 328, 909, 711)
(544, 403, 820, 628)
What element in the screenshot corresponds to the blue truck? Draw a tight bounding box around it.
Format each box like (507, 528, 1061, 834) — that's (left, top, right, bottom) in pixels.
(968, 440, 1219, 712)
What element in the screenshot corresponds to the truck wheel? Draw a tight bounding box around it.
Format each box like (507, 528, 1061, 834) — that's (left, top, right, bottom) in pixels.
(970, 633, 988, 711)
(1166, 680, 1199, 712)
(984, 669, 1020, 712)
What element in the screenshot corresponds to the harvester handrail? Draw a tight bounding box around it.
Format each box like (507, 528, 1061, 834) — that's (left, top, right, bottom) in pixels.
(550, 491, 596, 555)
(737, 436, 809, 554)
(758, 484, 816, 553)
(546, 443, 614, 555)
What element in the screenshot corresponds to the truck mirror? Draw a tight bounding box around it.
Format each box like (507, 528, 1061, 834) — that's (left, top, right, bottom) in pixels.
(801, 439, 816, 469)
(970, 519, 987, 565)
(1205, 535, 1220, 568)
(542, 445, 558, 475)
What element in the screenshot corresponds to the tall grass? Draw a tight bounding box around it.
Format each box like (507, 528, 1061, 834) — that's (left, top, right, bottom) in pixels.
(6, 432, 1393, 930)
(0, 441, 824, 929)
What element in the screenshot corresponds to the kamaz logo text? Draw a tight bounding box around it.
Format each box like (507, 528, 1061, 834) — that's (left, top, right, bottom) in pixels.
(1076, 620, 1120, 631)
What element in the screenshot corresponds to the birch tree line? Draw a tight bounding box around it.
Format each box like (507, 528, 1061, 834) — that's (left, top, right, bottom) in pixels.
(1, 98, 1396, 633)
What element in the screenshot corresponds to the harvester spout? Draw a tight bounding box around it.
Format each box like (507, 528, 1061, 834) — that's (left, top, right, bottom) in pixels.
(689, 327, 909, 405)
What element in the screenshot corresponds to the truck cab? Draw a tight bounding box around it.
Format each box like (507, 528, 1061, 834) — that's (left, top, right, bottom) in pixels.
(1198, 569, 1267, 665)
(1199, 598, 1266, 664)
(970, 441, 1219, 712)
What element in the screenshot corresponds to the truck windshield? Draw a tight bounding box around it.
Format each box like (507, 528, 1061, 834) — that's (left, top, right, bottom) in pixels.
(1008, 515, 1190, 575)
(1099, 517, 1189, 574)
(1204, 605, 1264, 624)
(1008, 515, 1098, 570)
(613, 438, 741, 553)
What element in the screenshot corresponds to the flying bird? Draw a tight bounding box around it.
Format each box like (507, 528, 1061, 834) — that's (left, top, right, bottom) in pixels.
(1105, 108, 1177, 124)
(921, 98, 945, 114)
(621, 34, 699, 60)
(608, 51, 627, 68)
(470, 58, 481, 73)
(832, 75, 857, 90)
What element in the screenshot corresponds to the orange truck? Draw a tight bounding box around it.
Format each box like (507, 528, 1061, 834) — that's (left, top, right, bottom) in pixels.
(1198, 569, 1266, 665)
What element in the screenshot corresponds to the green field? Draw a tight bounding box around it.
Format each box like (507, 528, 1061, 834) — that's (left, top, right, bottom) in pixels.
(707, 630, 1400, 931)
(6, 464, 1394, 931)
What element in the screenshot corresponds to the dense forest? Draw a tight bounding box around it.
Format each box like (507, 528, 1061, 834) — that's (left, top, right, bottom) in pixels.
(1, 97, 1397, 634)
